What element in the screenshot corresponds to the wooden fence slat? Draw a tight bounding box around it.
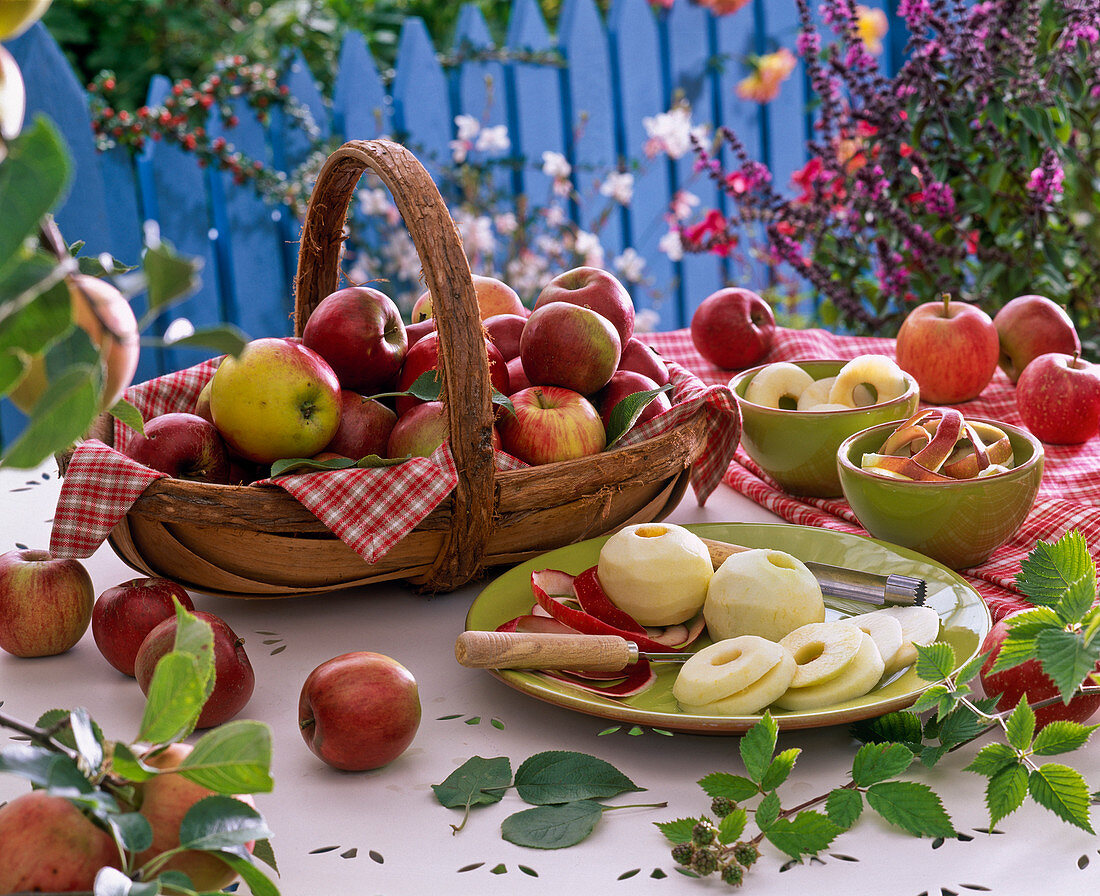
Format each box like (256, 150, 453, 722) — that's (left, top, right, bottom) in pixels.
(332, 31, 392, 142)
(391, 17, 453, 179)
(608, 0, 679, 329)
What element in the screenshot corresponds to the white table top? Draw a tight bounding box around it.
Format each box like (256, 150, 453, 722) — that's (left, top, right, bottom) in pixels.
(2, 461, 1097, 895)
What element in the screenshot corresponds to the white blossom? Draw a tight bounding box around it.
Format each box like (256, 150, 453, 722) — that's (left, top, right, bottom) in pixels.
(162, 317, 194, 344)
(670, 189, 700, 221)
(357, 187, 393, 217)
(659, 229, 684, 261)
(573, 230, 605, 267)
(634, 309, 660, 334)
(455, 211, 496, 258)
(613, 247, 646, 282)
(643, 104, 704, 159)
(449, 139, 470, 164)
(475, 124, 511, 155)
(599, 171, 635, 205)
(541, 150, 572, 179)
(542, 203, 566, 228)
(494, 212, 518, 235)
(454, 114, 481, 142)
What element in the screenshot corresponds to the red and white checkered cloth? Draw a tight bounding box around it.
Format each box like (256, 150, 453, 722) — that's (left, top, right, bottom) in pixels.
(644, 327, 1100, 622)
(50, 354, 740, 566)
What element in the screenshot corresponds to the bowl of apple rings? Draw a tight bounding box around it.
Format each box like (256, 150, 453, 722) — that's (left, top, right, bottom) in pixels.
(728, 356, 920, 497)
(837, 409, 1044, 569)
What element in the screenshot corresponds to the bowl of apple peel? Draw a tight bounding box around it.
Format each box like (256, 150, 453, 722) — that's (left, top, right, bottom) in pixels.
(729, 356, 920, 497)
(837, 412, 1044, 569)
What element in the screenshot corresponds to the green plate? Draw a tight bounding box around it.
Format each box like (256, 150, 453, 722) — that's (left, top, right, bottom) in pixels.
(465, 522, 991, 734)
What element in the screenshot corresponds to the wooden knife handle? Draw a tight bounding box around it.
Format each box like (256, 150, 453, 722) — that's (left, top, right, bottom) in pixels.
(455, 631, 634, 671)
(700, 537, 751, 570)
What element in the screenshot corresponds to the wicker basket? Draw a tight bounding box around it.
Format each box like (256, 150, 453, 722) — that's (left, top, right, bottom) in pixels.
(67, 140, 718, 598)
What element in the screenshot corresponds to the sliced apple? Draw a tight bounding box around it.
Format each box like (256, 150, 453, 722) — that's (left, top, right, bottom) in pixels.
(744, 362, 815, 409)
(795, 376, 836, 411)
(850, 612, 903, 669)
(828, 354, 908, 407)
(773, 631, 885, 711)
(863, 605, 941, 675)
(779, 621, 864, 688)
(672, 635, 788, 707)
(677, 647, 796, 715)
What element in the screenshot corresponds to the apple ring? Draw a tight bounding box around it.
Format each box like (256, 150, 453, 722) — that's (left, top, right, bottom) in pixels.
(828, 354, 909, 408)
(773, 631, 885, 711)
(672, 636, 788, 707)
(779, 621, 864, 688)
(850, 612, 903, 669)
(744, 362, 816, 409)
(677, 648, 796, 715)
(795, 376, 836, 411)
(864, 605, 941, 675)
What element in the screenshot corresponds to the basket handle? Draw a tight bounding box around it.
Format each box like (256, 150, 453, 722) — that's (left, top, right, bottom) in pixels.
(293, 139, 496, 591)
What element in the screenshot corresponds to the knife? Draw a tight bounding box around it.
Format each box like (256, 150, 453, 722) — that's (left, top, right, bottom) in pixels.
(455, 631, 691, 672)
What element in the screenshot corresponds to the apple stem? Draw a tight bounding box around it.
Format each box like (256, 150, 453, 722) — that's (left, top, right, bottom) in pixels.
(0, 709, 78, 761)
(941, 292, 951, 315)
(298, 718, 315, 730)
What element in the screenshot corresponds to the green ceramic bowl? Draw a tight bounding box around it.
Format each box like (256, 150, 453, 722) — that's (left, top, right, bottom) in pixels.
(729, 359, 920, 498)
(837, 418, 1044, 570)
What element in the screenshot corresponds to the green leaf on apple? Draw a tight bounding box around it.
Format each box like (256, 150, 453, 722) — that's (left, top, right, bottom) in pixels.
(500, 799, 604, 849)
(513, 750, 641, 805)
(1034, 626, 1100, 704)
(104, 810, 154, 854)
(177, 795, 273, 851)
(109, 742, 159, 783)
(137, 602, 215, 744)
(1015, 530, 1096, 614)
(212, 851, 281, 896)
(178, 719, 274, 794)
(0, 264, 72, 355)
(762, 811, 842, 860)
(604, 384, 673, 449)
(35, 708, 105, 758)
(0, 349, 24, 398)
(0, 364, 99, 468)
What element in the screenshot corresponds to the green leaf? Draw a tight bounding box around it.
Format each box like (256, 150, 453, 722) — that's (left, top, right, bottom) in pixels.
(35, 708, 105, 758)
(0, 743, 92, 792)
(986, 764, 1028, 828)
(953, 649, 990, 687)
(865, 781, 955, 837)
(1028, 763, 1095, 833)
(501, 800, 604, 849)
(1035, 627, 1100, 702)
(849, 711, 923, 749)
(144, 322, 249, 357)
(107, 398, 145, 436)
(717, 807, 748, 844)
(178, 796, 273, 850)
(654, 817, 699, 844)
(214, 850, 282, 896)
(141, 240, 203, 317)
(759, 748, 800, 791)
(514, 751, 640, 805)
(934, 703, 991, 749)
(1004, 697, 1036, 752)
(180, 720, 274, 794)
(697, 771, 759, 802)
(432, 756, 512, 809)
(1031, 720, 1099, 756)
(740, 712, 778, 784)
(763, 811, 841, 860)
(251, 837, 278, 872)
(909, 684, 951, 716)
(604, 384, 673, 448)
(108, 743, 157, 783)
(137, 652, 209, 745)
(105, 811, 154, 854)
(754, 790, 781, 831)
(965, 742, 1019, 778)
(825, 787, 863, 830)
(914, 642, 956, 682)
(0, 268, 72, 354)
(0, 365, 98, 468)
(0, 118, 72, 269)
(93, 865, 160, 896)
(1016, 531, 1097, 612)
(851, 742, 914, 787)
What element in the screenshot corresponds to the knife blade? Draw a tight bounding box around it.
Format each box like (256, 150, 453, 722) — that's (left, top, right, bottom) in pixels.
(455, 630, 693, 672)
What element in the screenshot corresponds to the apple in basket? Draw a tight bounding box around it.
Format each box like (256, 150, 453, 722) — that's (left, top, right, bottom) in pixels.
(302, 285, 408, 394)
(209, 337, 342, 464)
(412, 273, 526, 322)
(387, 401, 501, 459)
(0, 548, 94, 657)
(534, 266, 636, 346)
(519, 301, 621, 395)
(690, 287, 775, 370)
(299, 651, 422, 771)
(594, 370, 671, 432)
(124, 412, 231, 482)
(483, 313, 528, 361)
(498, 385, 606, 465)
(618, 336, 670, 386)
(1015, 352, 1100, 444)
(993, 294, 1081, 384)
(394, 332, 510, 416)
(324, 391, 397, 460)
(92, 576, 195, 677)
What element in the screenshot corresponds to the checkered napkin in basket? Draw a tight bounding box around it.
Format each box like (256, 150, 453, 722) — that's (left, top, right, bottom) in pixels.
(50, 354, 740, 565)
(642, 327, 1100, 623)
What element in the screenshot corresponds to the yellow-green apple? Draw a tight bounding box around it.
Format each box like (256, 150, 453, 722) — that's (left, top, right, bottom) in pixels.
(413, 274, 525, 322)
(993, 294, 1081, 383)
(519, 302, 621, 394)
(135, 611, 255, 729)
(594, 370, 671, 432)
(209, 337, 342, 464)
(405, 318, 437, 347)
(123, 412, 231, 482)
(979, 609, 1100, 729)
(0, 0, 52, 40)
(92, 576, 195, 677)
(619, 336, 670, 386)
(0, 44, 26, 145)
(498, 385, 606, 465)
(134, 743, 256, 890)
(387, 400, 501, 459)
(394, 332, 509, 415)
(0, 791, 121, 893)
(506, 355, 531, 393)
(534, 266, 635, 345)
(483, 313, 527, 361)
(298, 651, 422, 771)
(302, 286, 408, 394)
(895, 294, 999, 403)
(324, 391, 397, 460)
(193, 378, 214, 423)
(0, 549, 94, 657)
(689, 287, 775, 369)
(1015, 352, 1100, 444)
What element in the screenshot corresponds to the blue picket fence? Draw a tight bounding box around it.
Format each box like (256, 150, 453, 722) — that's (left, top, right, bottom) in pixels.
(2, 0, 909, 448)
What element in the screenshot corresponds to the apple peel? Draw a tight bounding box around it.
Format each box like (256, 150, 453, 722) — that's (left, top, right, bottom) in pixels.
(863, 409, 1013, 482)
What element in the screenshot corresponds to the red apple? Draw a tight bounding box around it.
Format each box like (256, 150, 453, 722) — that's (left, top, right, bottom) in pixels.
(689, 287, 775, 370)
(483, 313, 528, 361)
(324, 391, 397, 460)
(498, 385, 606, 465)
(535, 266, 635, 346)
(594, 370, 672, 432)
(405, 318, 437, 348)
(979, 609, 1100, 729)
(135, 611, 255, 729)
(302, 286, 408, 394)
(209, 337, 342, 464)
(519, 302, 621, 395)
(413, 274, 525, 322)
(387, 401, 501, 459)
(1015, 352, 1100, 444)
(619, 337, 670, 386)
(92, 577, 195, 677)
(506, 355, 531, 394)
(299, 651, 422, 771)
(0, 549, 94, 657)
(993, 294, 1081, 384)
(895, 294, 1000, 404)
(134, 743, 256, 890)
(0, 791, 122, 893)
(394, 332, 509, 416)
(124, 412, 231, 482)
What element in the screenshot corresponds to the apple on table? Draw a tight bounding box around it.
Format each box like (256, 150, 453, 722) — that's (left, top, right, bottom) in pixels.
(534, 266, 635, 347)
(519, 301, 621, 395)
(0, 548, 94, 658)
(993, 294, 1081, 384)
(1015, 352, 1100, 444)
(689, 287, 776, 370)
(498, 385, 606, 465)
(92, 576, 195, 677)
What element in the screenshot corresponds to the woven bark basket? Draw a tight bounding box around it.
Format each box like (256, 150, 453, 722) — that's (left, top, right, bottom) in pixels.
(71, 140, 715, 598)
